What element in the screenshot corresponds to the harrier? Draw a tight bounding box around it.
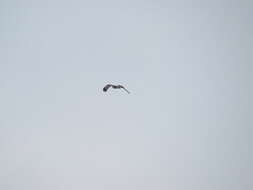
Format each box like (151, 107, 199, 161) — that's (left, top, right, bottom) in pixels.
(103, 84, 130, 94)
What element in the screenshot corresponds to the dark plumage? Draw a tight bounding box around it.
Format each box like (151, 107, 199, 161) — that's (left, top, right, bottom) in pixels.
(103, 84, 130, 94)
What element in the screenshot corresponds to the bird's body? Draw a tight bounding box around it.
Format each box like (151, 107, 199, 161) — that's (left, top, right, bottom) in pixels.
(103, 84, 130, 94)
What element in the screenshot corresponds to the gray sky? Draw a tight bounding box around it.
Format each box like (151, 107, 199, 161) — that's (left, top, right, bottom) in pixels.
(0, 0, 252, 190)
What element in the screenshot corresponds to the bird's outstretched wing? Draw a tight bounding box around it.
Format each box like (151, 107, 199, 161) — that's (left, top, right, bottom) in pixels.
(103, 84, 112, 92)
(121, 87, 130, 94)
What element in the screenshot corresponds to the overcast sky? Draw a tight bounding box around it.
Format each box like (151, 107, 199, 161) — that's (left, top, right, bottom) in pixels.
(0, 0, 252, 190)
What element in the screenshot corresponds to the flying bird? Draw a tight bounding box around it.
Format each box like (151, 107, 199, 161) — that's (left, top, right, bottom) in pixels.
(103, 84, 130, 94)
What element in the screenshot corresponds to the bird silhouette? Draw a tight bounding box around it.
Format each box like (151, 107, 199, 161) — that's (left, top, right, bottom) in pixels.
(103, 84, 130, 94)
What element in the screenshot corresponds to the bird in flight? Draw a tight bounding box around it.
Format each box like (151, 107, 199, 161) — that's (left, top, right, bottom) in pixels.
(103, 84, 130, 94)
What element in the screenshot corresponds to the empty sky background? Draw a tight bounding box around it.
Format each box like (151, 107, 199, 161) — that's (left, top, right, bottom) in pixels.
(0, 0, 252, 190)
